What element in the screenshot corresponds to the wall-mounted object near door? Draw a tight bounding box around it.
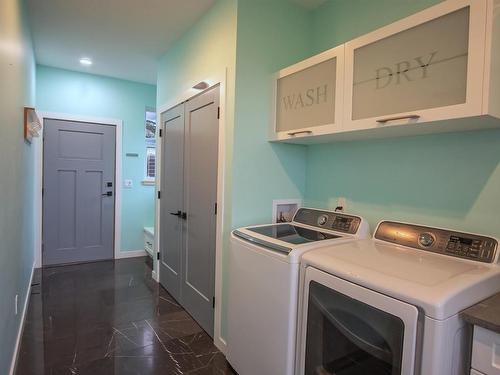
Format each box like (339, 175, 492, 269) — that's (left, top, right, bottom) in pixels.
(24, 107, 42, 143)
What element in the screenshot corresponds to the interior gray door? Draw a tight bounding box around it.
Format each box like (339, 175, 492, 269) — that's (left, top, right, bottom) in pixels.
(43, 119, 116, 266)
(159, 105, 185, 301)
(182, 86, 220, 336)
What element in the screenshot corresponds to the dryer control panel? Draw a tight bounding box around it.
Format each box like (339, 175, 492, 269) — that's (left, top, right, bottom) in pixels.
(293, 208, 361, 235)
(375, 221, 498, 263)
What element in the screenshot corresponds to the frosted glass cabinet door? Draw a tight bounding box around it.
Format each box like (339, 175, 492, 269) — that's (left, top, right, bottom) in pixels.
(272, 45, 344, 141)
(344, 0, 487, 131)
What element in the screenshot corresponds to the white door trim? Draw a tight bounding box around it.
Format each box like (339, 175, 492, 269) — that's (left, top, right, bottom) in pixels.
(34, 112, 123, 267)
(156, 68, 228, 353)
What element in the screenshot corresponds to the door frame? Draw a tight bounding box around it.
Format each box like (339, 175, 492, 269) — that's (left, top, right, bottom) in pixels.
(156, 69, 228, 353)
(33, 112, 123, 268)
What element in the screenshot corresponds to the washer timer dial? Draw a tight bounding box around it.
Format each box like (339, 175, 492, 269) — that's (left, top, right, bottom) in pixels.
(418, 232, 435, 247)
(317, 215, 328, 226)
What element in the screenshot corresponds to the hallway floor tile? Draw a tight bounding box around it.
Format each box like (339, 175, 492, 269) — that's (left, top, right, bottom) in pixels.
(15, 257, 235, 375)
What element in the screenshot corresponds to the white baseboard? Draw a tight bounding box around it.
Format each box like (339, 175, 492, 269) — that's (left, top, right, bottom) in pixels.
(115, 249, 147, 259)
(151, 270, 158, 282)
(214, 336, 227, 355)
(9, 262, 35, 375)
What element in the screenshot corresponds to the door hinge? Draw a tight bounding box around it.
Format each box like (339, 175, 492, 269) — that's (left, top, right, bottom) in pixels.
(159, 129, 163, 137)
(42, 188, 44, 197)
(157, 252, 160, 260)
(157, 191, 161, 199)
(217, 106, 220, 119)
(214, 202, 217, 215)
(212, 296, 215, 309)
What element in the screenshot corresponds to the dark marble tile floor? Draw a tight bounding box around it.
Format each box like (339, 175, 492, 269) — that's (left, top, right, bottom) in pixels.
(15, 257, 235, 375)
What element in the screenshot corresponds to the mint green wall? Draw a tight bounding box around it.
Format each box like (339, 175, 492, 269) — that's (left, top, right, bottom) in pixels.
(306, 130, 500, 237)
(0, 0, 36, 372)
(305, 0, 500, 238)
(229, 0, 313, 337)
(311, 0, 441, 54)
(157, 0, 237, 107)
(231, 0, 311, 229)
(36, 65, 157, 251)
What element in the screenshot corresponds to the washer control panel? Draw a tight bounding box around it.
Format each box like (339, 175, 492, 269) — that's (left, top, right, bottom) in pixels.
(375, 221, 498, 263)
(294, 208, 361, 234)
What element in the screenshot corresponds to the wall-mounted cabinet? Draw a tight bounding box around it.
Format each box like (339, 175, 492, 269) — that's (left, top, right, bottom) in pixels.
(270, 46, 344, 142)
(271, 0, 500, 144)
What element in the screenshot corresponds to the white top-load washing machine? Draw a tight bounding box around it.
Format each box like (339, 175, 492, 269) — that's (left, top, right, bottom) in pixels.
(227, 208, 370, 375)
(296, 220, 500, 375)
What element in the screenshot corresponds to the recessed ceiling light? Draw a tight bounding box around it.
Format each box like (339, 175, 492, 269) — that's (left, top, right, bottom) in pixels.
(79, 57, 93, 66)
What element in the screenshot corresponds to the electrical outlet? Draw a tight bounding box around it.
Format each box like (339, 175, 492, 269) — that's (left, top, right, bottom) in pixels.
(15, 294, 18, 315)
(337, 197, 346, 212)
(124, 179, 133, 188)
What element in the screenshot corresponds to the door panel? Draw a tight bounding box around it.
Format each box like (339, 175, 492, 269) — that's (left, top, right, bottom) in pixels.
(304, 281, 405, 375)
(298, 267, 418, 375)
(56, 170, 77, 249)
(182, 86, 220, 336)
(83, 170, 103, 246)
(159, 105, 185, 301)
(43, 119, 115, 266)
(351, 7, 470, 121)
(159, 86, 220, 336)
(277, 57, 337, 132)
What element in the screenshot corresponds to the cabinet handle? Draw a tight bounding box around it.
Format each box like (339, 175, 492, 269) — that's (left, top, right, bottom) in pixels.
(376, 114, 421, 123)
(287, 130, 313, 136)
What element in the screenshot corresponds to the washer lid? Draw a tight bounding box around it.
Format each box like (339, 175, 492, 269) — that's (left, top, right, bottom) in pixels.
(233, 223, 358, 264)
(302, 239, 500, 320)
(246, 224, 341, 245)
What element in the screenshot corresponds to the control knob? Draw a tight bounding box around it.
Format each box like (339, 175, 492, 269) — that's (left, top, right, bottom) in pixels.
(317, 215, 328, 226)
(418, 232, 435, 247)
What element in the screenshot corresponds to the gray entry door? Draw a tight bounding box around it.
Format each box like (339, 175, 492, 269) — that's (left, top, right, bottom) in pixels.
(159, 85, 219, 336)
(182, 86, 220, 336)
(43, 119, 116, 266)
(159, 104, 185, 302)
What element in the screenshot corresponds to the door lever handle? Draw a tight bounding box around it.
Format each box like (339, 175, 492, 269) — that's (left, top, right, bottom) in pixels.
(170, 211, 182, 217)
(102, 191, 113, 197)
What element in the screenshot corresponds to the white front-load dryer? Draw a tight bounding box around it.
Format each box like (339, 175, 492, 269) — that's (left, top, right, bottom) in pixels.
(227, 208, 369, 375)
(296, 221, 500, 375)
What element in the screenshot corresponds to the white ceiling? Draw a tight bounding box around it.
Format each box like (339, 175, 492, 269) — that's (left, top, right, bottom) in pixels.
(27, 0, 216, 84)
(27, 0, 327, 85)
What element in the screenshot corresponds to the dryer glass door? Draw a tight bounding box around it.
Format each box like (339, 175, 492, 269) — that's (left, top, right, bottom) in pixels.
(298, 267, 418, 375)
